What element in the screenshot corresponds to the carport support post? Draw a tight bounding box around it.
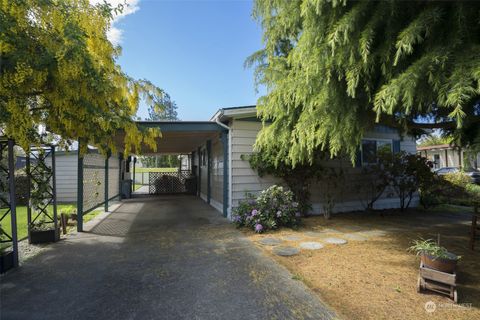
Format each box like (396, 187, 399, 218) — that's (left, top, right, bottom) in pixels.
(77, 141, 84, 232)
(221, 132, 228, 217)
(104, 151, 110, 212)
(119, 153, 123, 198)
(132, 157, 136, 193)
(207, 140, 211, 204)
(197, 147, 201, 196)
(8, 139, 19, 267)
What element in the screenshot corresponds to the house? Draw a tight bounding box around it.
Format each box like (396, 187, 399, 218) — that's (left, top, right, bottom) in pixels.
(49, 105, 418, 216)
(143, 105, 417, 218)
(417, 144, 480, 170)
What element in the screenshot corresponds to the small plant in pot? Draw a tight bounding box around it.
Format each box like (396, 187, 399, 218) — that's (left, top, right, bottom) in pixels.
(0, 224, 15, 274)
(408, 238, 460, 274)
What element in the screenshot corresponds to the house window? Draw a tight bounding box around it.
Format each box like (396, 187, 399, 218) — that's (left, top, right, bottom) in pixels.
(361, 139, 393, 165)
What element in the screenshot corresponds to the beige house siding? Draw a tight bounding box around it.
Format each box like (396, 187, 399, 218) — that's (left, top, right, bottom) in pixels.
(230, 120, 282, 208)
(229, 119, 418, 214)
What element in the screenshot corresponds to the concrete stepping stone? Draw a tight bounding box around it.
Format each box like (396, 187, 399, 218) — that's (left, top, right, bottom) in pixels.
(359, 230, 387, 238)
(273, 246, 300, 256)
(258, 237, 282, 246)
(304, 231, 328, 238)
(342, 233, 368, 241)
(319, 228, 341, 234)
(284, 235, 302, 241)
(324, 237, 348, 245)
(299, 242, 324, 250)
(340, 225, 364, 232)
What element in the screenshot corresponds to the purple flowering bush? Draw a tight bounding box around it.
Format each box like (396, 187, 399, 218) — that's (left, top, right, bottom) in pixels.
(232, 185, 300, 233)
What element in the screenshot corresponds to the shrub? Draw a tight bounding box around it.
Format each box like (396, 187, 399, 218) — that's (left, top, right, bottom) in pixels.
(383, 152, 435, 211)
(232, 185, 300, 233)
(243, 152, 324, 216)
(443, 172, 471, 187)
(15, 174, 29, 205)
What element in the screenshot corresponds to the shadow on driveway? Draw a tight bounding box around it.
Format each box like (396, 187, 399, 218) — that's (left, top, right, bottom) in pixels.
(0, 195, 336, 320)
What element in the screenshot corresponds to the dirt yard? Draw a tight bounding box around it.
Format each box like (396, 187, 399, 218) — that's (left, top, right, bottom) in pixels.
(244, 205, 479, 320)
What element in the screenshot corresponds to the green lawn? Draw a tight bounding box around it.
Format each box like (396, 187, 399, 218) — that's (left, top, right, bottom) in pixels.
(134, 183, 143, 191)
(1, 203, 102, 245)
(135, 167, 178, 173)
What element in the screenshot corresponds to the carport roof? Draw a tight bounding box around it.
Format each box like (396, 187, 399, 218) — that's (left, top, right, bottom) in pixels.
(115, 121, 227, 155)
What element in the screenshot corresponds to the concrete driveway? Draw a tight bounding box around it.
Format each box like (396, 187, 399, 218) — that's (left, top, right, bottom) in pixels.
(0, 195, 336, 320)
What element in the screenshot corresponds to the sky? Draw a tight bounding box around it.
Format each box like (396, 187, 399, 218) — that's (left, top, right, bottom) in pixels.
(108, 0, 265, 121)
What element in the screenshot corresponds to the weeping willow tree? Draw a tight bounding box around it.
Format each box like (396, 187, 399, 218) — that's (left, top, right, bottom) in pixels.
(0, 0, 162, 155)
(247, 0, 480, 166)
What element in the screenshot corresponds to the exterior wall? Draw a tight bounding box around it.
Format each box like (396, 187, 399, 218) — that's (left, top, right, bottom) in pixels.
(210, 136, 224, 212)
(46, 153, 78, 203)
(199, 145, 208, 200)
(230, 120, 282, 208)
(229, 119, 418, 215)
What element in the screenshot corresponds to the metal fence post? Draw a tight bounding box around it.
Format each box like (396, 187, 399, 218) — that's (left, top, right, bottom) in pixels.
(26, 151, 32, 238)
(8, 139, 19, 267)
(77, 142, 84, 232)
(197, 147, 201, 196)
(51, 145, 58, 240)
(104, 151, 110, 212)
(132, 157, 136, 193)
(206, 140, 211, 204)
(119, 153, 123, 198)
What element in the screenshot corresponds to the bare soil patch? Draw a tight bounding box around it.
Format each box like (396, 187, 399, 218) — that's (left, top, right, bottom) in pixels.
(244, 206, 479, 320)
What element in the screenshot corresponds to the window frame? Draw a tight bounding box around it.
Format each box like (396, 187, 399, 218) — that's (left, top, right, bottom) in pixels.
(360, 138, 394, 166)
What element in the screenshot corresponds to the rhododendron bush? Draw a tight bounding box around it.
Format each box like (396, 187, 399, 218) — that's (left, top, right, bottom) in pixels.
(232, 185, 300, 233)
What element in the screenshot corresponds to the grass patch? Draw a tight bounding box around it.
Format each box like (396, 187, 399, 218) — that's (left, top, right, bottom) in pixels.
(134, 183, 143, 191)
(1, 204, 77, 242)
(135, 167, 178, 173)
(83, 208, 103, 224)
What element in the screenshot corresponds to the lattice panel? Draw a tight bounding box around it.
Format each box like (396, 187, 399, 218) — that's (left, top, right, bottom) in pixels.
(27, 146, 57, 228)
(83, 151, 105, 213)
(0, 141, 14, 245)
(149, 171, 191, 194)
(108, 156, 120, 200)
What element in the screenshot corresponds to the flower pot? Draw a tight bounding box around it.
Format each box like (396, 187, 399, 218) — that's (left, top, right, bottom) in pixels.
(421, 252, 458, 274)
(29, 228, 60, 244)
(0, 251, 15, 274)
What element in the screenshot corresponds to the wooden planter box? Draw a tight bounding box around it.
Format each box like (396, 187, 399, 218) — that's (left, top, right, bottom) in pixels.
(29, 228, 60, 244)
(0, 251, 15, 274)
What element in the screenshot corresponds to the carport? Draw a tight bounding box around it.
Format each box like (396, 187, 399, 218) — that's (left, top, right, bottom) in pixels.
(76, 121, 230, 231)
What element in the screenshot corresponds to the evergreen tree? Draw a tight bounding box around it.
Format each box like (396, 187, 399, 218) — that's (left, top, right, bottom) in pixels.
(248, 0, 480, 166)
(142, 92, 179, 167)
(147, 93, 178, 121)
(0, 0, 162, 154)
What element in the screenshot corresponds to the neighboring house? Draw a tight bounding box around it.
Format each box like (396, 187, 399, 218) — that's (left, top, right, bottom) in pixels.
(184, 105, 418, 217)
(45, 150, 79, 203)
(417, 144, 480, 170)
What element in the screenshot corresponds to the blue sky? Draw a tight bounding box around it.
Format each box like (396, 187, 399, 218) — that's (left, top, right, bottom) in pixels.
(113, 0, 264, 120)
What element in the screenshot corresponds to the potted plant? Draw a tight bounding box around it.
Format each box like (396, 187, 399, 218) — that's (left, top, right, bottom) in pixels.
(408, 238, 460, 274)
(29, 219, 60, 244)
(0, 224, 15, 274)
